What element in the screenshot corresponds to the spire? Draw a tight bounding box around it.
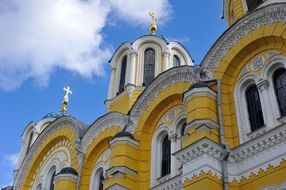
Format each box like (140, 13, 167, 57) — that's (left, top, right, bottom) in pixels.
(60, 86, 72, 113)
(149, 12, 157, 35)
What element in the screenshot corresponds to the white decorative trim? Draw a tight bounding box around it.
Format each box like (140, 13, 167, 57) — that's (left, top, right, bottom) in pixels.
(109, 137, 139, 149)
(151, 174, 182, 190)
(234, 74, 261, 143)
(82, 112, 128, 151)
(106, 166, 137, 177)
(185, 119, 219, 133)
(31, 145, 72, 190)
(174, 124, 286, 182)
(251, 56, 265, 71)
(150, 126, 171, 187)
(168, 41, 194, 66)
(183, 87, 217, 104)
(106, 184, 129, 190)
(173, 138, 224, 182)
(201, 4, 286, 79)
(174, 127, 285, 182)
(261, 181, 286, 190)
(228, 123, 286, 182)
(136, 43, 162, 86)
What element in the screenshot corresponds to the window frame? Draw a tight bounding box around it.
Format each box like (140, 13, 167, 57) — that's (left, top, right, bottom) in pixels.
(143, 48, 156, 86)
(273, 68, 286, 117)
(118, 55, 128, 94)
(245, 84, 265, 131)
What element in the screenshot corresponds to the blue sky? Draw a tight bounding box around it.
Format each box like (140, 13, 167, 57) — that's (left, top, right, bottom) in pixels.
(0, 0, 227, 187)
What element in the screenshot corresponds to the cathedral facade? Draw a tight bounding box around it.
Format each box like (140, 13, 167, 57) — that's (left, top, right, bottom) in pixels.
(11, 0, 286, 189)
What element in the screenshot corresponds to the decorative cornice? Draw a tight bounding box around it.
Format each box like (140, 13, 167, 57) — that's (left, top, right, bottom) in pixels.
(174, 124, 286, 182)
(231, 123, 286, 162)
(109, 136, 139, 149)
(201, 3, 286, 79)
(174, 138, 224, 164)
(185, 119, 219, 132)
(82, 112, 128, 151)
(14, 117, 82, 190)
(127, 66, 198, 133)
(106, 166, 137, 177)
(261, 181, 286, 190)
(183, 87, 217, 104)
(151, 174, 182, 190)
(106, 184, 129, 190)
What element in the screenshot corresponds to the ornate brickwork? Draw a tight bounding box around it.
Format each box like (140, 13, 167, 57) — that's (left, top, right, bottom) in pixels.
(201, 4, 286, 78)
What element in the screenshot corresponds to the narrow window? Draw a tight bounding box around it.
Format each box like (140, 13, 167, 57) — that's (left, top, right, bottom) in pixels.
(26, 132, 34, 154)
(119, 55, 127, 93)
(47, 166, 56, 190)
(181, 122, 186, 137)
(246, 0, 263, 12)
(173, 55, 180, 67)
(143, 48, 155, 86)
(36, 184, 42, 190)
(273, 69, 286, 117)
(50, 171, 56, 190)
(246, 85, 264, 131)
(98, 170, 104, 190)
(161, 135, 171, 177)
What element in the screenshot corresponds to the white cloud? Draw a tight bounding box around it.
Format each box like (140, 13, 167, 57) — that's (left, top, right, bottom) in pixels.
(0, 0, 172, 91)
(109, 0, 172, 25)
(3, 153, 19, 167)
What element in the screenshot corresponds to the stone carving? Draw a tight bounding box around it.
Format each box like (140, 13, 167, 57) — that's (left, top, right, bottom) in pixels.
(261, 181, 286, 190)
(251, 56, 265, 71)
(166, 109, 176, 122)
(267, 51, 279, 58)
(127, 66, 198, 133)
(201, 4, 286, 79)
(81, 112, 128, 151)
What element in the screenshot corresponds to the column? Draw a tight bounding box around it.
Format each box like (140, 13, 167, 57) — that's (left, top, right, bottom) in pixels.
(169, 132, 177, 177)
(162, 50, 170, 71)
(257, 80, 276, 129)
(107, 67, 116, 99)
(128, 48, 137, 85)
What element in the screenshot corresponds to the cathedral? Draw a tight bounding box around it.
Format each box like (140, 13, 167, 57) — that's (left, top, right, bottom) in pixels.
(9, 0, 286, 189)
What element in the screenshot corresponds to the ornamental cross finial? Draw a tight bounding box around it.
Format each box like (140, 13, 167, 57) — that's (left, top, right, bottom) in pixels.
(61, 86, 72, 113)
(149, 12, 157, 25)
(149, 12, 158, 35)
(63, 86, 72, 100)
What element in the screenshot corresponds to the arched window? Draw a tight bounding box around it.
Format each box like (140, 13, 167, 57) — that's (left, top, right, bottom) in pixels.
(143, 48, 155, 86)
(36, 184, 42, 190)
(246, 0, 263, 12)
(47, 166, 56, 190)
(181, 122, 186, 137)
(92, 168, 105, 190)
(98, 170, 104, 190)
(26, 132, 34, 154)
(273, 69, 286, 117)
(119, 55, 127, 93)
(246, 85, 264, 131)
(161, 135, 171, 177)
(173, 55, 180, 67)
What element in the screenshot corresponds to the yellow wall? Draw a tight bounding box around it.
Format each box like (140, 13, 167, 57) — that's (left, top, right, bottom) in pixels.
(110, 89, 143, 114)
(54, 177, 77, 190)
(213, 23, 286, 148)
(21, 127, 78, 190)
